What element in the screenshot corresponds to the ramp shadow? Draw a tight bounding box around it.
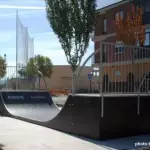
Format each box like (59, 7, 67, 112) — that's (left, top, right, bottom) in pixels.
(72, 134, 150, 150)
(0, 144, 4, 150)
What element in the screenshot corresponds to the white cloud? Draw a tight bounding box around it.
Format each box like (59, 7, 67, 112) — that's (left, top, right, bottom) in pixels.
(0, 5, 45, 10)
(0, 10, 44, 17)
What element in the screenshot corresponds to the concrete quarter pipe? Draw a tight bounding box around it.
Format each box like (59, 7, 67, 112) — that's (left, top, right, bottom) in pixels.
(1, 91, 150, 140)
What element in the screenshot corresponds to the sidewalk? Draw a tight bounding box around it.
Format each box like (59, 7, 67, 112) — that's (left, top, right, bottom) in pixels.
(0, 117, 108, 150)
(1, 117, 150, 150)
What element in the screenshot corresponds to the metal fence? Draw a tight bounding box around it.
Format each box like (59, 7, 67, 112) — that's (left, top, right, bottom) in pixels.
(0, 66, 39, 90)
(82, 42, 150, 94)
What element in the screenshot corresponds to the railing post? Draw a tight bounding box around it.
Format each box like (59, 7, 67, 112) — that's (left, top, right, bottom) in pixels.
(99, 42, 104, 118)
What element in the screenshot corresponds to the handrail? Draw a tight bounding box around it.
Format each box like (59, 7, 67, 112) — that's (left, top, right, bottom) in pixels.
(138, 72, 150, 93)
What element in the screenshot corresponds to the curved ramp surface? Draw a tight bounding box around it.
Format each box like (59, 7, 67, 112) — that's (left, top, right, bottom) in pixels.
(0, 91, 101, 140)
(0, 91, 60, 121)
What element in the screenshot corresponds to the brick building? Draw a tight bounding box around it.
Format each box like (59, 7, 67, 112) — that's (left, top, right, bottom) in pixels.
(92, 0, 150, 92)
(93, 0, 150, 64)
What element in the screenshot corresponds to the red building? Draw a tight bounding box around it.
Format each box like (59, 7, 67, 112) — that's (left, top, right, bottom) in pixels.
(92, 0, 150, 65)
(91, 0, 150, 92)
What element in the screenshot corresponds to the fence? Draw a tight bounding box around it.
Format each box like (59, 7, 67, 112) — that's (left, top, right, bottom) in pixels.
(16, 10, 34, 66)
(78, 42, 150, 94)
(0, 66, 41, 90)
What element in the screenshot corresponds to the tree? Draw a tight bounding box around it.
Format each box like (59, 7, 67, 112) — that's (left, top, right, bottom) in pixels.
(0, 55, 7, 78)
(115, 4, 145, 46)
(18, 65, 27, 78)
(45, 0, 96, 94)
(18, 55, 53, 89)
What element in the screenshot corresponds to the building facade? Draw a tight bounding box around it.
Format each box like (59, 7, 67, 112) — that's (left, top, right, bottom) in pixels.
(7, 65, 95, 92)
(39, 65, 95, 92)
(92, 0, 150, 92)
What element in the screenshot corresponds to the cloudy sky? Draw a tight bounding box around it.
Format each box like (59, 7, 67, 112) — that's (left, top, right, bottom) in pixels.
(0, 0, 121, 66)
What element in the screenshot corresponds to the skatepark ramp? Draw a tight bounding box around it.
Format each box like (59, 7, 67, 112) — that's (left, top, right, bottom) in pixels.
(0, 90, 101, 139)
(1, 91, 150, 140)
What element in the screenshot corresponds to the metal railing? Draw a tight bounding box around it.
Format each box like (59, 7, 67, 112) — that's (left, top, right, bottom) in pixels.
(90, 42, 150, 93)
(0, 66, 47, 90)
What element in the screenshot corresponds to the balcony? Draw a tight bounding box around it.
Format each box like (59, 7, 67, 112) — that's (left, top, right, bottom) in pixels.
(134, 48, 150, 59)
(92, 54, 108, 64)
(143, 12, 150, 25)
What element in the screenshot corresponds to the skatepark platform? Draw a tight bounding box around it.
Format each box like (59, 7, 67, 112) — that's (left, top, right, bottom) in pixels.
(0, 91, 150, 140)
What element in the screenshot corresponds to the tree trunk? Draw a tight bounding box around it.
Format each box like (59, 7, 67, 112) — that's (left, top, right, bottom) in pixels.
(39, 77, 40, 90)
(32, 76, 35, 89)
(72, 71, 76, 95)
(43, 77, 48, 91)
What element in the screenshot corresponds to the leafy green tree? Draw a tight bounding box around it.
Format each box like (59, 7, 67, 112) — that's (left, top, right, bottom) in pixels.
(18, 55, 53, 89)
(45, 0, 96, 94)
(18, 65, 27, 78)
(0, 55, 7, 78)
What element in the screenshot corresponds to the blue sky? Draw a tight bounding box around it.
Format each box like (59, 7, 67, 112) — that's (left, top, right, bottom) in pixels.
(0, 0, 121, 66)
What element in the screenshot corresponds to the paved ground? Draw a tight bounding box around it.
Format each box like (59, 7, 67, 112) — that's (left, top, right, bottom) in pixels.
(1, 117, 150, 150)
(52, 96, 67, 106)
(0, 117, 109, 150)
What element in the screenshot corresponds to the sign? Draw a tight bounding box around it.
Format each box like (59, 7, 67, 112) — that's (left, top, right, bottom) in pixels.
(2, 91, 53, 105)
(88, 73, 93, 80)
(30, 96, 47, 99)
(8, 96, 24, 100)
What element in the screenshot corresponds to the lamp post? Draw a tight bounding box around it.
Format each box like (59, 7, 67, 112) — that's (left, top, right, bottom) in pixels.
(88, 72, 93, 93)
(4, 54, 8, 89)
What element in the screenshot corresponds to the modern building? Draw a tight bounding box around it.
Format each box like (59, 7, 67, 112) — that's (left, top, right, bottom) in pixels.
(92, 0, 150, 92)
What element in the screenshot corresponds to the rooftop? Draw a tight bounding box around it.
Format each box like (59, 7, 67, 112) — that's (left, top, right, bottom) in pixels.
(96, 0, 131, 14)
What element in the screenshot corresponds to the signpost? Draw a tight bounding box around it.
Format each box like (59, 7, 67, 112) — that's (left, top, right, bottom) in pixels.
(88, 73, 93, 93)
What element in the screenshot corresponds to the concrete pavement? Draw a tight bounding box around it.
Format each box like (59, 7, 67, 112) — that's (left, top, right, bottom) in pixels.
(52, 96, 67, 106)
(0, 115, 150, 149)
(0, 117, 109, 150)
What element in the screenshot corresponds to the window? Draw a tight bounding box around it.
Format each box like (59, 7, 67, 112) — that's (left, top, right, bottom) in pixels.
(145, 1, 150, 12)
(144, 29, 150, 46)
(144, 32, 150, 46)
(103, 19, 107, 32)
(115, 71, 121, 76)
(115, 41, 124, 53)
(115, 11, 123, 20)
(146, 29, 150, 32)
